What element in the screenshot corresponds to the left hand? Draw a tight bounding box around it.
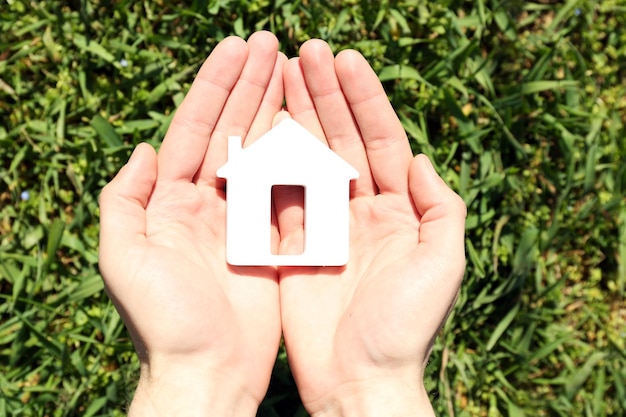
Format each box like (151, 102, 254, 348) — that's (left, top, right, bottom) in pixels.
(276, 40, 467, 416)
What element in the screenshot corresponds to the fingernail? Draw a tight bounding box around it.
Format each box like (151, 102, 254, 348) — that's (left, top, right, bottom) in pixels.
(423, 155, 437, 176)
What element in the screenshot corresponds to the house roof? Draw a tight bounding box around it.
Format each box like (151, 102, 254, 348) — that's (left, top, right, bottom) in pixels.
(216, 119, 359, 183)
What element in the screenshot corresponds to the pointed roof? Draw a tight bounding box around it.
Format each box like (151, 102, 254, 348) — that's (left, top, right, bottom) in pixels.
(217, 119, 359, 182)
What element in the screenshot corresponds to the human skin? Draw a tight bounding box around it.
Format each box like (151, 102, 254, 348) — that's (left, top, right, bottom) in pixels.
(99, 32, 466, 417)
(275, 40, 467, 416)
(98, 32, 285, 416)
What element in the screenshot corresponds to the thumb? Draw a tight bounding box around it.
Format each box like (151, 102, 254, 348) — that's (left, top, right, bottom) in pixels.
(99, 143, 157, 276)
(409, 154, 466, 278)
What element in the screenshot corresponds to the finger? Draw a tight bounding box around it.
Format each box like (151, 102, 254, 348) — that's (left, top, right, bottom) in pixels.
(272, 110, 292, 126)
(245, 52, 288, 146)
(264, 111, 306, 255)
(99, 143, 157, 281)
(283, 57, 326, 142)
(335, 49, 413, 195)
(409, 154, 467, 278)
(198, 31, 279, 183)
(157, 36, 248, 182)
(272, 184, 305, 255)
(298, 40, 376, 196)
(213, 31, 279, 140)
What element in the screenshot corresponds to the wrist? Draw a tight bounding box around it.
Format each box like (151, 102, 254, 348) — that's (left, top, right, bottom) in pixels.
(307, 378, 435, 417)
(128, 358, 259, 417)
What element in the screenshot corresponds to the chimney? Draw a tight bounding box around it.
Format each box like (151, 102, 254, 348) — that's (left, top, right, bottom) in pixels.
(227, 136, 242, 160)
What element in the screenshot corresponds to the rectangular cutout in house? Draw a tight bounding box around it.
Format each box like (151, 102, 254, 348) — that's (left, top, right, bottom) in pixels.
(271, 185, 305, 255)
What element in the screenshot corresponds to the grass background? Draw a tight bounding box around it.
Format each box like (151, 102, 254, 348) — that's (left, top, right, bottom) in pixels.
(1, 0, 625, 415)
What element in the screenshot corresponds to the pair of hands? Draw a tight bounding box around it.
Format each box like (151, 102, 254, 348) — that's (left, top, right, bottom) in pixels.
(98, 32, 466, 417)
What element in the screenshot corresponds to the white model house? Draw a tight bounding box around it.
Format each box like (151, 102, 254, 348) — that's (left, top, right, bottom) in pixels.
(216, 119, 359, 266)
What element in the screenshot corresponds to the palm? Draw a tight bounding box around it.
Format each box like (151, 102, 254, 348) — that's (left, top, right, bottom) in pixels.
(134, 180, 276, 351)
(280, 188, 431, 400)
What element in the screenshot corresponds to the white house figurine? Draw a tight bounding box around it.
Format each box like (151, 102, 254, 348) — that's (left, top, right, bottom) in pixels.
(216, 119, 359, 266)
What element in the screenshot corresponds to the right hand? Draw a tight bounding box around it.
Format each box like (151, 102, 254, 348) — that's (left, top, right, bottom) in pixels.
(99, 32, 285, 416)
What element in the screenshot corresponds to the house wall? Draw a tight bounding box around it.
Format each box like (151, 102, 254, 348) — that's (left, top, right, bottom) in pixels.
(224, 181, 351, 266)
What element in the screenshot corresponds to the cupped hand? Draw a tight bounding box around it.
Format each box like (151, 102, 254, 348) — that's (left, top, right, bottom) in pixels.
(98, 32, 285, 415)
(277, 40, 467, 416)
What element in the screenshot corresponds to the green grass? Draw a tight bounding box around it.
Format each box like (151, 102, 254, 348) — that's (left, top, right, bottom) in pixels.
(1, 0, 625, 415)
